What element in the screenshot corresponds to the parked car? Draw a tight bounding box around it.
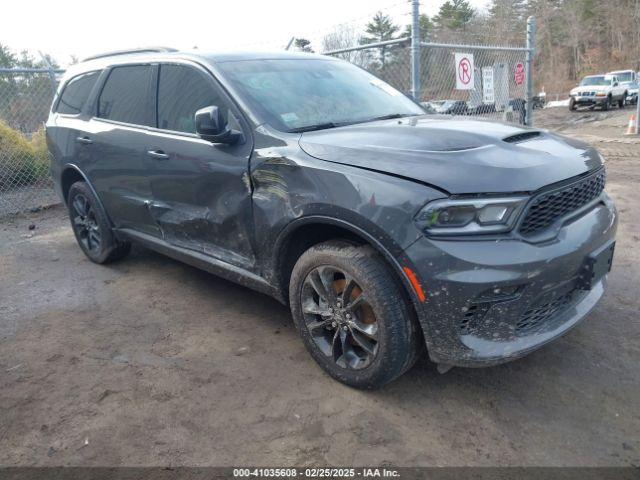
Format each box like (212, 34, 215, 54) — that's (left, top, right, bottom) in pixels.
(532, 94, 546, 109)
(625, 81, 638, 105)
(420, 101, 437, 114)
(569, 74, 628, 111)
(466, 103, 497, 116)
(436, 99, 468, 115)
(47, 48, 617, 388)
(508, 98, 527, 124)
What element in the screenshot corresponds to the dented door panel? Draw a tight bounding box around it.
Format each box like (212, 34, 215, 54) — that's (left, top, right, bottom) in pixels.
(147, 130, 256, 270)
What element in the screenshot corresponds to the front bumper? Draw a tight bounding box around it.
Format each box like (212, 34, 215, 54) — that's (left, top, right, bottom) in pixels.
(404, 193, 617, 367)
(571, 95, 609, 106)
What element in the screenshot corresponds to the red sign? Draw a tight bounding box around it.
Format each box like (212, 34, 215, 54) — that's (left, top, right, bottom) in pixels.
(458, 57, 472, 85)
(514, 62, 525, 86)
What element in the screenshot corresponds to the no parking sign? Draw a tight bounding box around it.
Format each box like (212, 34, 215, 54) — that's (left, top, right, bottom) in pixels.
(455, 53, 474, 90)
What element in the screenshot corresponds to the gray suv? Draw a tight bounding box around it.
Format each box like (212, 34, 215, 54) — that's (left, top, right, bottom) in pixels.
(46, 48, 617, 388)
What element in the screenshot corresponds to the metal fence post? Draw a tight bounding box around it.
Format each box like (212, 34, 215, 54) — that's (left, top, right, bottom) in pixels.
(410, 0, 421, 101)
(38, 51, 58, 97)
(525, 16, 536, 126)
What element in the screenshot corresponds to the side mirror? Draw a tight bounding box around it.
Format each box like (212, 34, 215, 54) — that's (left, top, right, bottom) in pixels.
(614, 82, 619, 87)
(195, 105, 241, 144)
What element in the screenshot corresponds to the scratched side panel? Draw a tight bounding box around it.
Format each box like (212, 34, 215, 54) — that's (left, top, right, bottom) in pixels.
(248, 126, 446, 284)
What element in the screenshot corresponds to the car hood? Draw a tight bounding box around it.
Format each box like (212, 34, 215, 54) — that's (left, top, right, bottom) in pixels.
(299, 116, 602, 194)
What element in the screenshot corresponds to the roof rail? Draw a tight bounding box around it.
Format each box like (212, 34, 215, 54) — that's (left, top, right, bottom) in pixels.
(82, 47, 178, 62)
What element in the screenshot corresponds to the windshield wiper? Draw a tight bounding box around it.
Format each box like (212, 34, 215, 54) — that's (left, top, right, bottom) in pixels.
(288, 114, 415, 133)
(288, 122, 341, 133)
(352, 113, 416, 125)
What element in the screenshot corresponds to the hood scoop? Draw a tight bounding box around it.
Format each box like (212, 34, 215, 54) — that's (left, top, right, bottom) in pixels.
(503, 131, 541, 144)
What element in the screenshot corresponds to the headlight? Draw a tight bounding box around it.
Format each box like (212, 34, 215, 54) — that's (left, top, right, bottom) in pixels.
(414, 197, 528, 235)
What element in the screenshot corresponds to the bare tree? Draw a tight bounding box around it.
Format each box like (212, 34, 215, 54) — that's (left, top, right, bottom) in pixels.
(321, 24, 372, 68)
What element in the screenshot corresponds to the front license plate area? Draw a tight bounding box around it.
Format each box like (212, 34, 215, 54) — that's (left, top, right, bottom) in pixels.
(577, 241, 615, 290)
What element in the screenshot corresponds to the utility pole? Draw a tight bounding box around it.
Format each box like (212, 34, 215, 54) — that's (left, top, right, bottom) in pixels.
(410, 0, 421, 101)
(524, 16, 536, 126)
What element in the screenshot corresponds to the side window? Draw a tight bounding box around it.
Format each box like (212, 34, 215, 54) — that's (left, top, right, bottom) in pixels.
(56, 71, 100, 114)
(98, 65, 153, 126)
(157, 64, 224, 133)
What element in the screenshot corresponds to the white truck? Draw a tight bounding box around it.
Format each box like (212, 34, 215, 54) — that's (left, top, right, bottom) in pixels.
(608, 70, 639, 105)
(569, 74, 628, 111)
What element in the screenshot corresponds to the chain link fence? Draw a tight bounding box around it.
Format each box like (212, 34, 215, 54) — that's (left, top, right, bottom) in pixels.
(0, 68, 61, 217)
(324, 38, 413, 97)
(324, 38, 531, 125)
(419, 43, 529, 124)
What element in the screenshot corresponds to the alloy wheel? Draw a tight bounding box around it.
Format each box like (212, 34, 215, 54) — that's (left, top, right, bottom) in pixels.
(301, 266, 379, 370)
(71, 193, 102, 253)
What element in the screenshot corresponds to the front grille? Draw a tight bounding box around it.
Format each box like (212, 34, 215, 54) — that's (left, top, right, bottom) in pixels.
(516, 289, 578, 335)
(519, 169, 606, 236)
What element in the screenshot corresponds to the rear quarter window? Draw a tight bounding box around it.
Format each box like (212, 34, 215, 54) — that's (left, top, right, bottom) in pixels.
(55, 71, 100, 115)
(97, 65, 153, 126)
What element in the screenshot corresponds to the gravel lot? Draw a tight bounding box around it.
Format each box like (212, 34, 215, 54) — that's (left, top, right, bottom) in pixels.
(1, 108, 639, 467)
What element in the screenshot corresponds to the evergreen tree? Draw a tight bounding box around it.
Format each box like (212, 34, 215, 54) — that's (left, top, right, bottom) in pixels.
(360, 12, 401, 68)
(294, 38, 314, 53)
(433, 0, 475, 31)
(403, 14, 433, 42)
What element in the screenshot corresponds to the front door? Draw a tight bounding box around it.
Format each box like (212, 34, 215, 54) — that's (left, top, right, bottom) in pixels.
(147, 63, 256, 270)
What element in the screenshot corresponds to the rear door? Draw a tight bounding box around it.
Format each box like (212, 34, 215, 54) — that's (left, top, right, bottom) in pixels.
(146, 62, 256, 270)
(47, 70, 102, 199)
(87, 64, 160, 236)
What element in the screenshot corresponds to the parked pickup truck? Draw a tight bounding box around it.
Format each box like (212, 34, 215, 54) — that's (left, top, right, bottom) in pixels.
(569, 74, 628, 111)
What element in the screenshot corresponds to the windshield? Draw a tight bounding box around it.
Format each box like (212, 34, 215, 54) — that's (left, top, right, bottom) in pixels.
(580, 76, 610, 86)
(217, 59, 424, 132)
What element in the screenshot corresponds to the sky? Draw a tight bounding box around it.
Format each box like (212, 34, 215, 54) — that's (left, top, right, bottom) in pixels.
(2, 0, 490, 67)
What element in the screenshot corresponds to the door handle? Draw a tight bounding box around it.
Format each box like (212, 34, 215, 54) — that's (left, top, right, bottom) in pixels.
(147, 149, 169, 160)
(76, 136, 93, 145)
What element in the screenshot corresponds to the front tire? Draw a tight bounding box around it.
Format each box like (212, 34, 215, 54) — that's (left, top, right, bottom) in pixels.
(289, 241, 421, 389)
(602, 96, 611, 111)
(67, 182, 131, 264)
(569, 98, 576, 111)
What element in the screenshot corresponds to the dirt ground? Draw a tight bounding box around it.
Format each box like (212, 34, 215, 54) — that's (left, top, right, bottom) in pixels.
(1, 107, 639, 467)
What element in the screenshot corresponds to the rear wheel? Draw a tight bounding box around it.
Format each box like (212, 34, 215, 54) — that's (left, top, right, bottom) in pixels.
(67, 182, 131, 264)
(289, 241, 421, 389)
(619, 93, 627, 108)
